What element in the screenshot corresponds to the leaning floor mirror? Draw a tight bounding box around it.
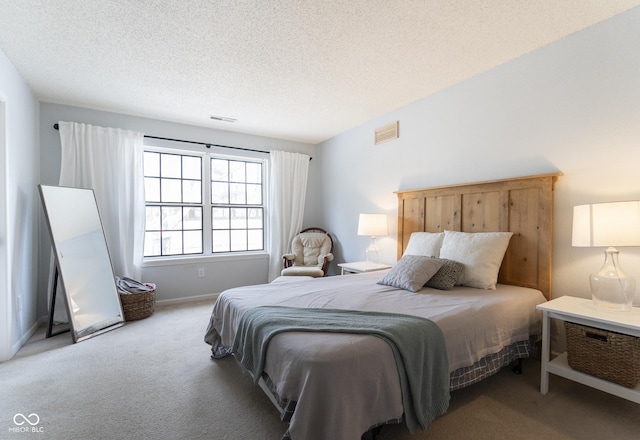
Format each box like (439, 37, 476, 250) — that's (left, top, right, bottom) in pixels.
(39, 184, 125, 343)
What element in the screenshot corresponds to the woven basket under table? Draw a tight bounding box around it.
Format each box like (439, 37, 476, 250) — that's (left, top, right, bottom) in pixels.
(119, 283, 156, 321)
(565, 321, 640, 388)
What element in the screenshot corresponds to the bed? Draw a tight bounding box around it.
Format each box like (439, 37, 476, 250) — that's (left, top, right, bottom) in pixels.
(205, 173, 560, 440)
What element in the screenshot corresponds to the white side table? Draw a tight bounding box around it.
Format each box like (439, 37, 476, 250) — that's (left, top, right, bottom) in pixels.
(536, 295, 640, 404)
(337, 262, 391, 275)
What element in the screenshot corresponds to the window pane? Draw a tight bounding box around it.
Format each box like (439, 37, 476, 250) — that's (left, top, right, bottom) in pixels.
(144, 152, 160, 176)
(211, 159, 228, 181)
(246, 184, 262, 205)
(162, 206, 183, 230)
(161, 154, 182, 178)
(146, 206, 161, 230)
(183, 180, 201, 203)
(230, 230, 247, 251)
(183, 230, 203, 254)
(145, 177, 160, 202)
(230, 208, 247, 229)
(248, 229, 263, 251)
(161, 178, 182, 203)
(211, 182, 229, 204)
(246, 162, 261, 184)
(145, 149, 266, 258)
(162, 231, 183, 255)
(183, 207, 202, 230)
(229, 161, 245, 182)
(144, 231, 161, 256)
(182, 156, 201, 180)
(229, 183, 246, 204)
(212, 230, 230, 252)
(212, 207, 229, 229)
(247, 208, 262, 229)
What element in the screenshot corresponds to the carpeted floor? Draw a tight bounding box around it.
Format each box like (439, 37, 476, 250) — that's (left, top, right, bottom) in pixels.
(2, 299, 639, 440)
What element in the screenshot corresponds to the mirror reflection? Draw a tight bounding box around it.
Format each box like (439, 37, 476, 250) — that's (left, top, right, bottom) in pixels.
(39, 185, 125, 342)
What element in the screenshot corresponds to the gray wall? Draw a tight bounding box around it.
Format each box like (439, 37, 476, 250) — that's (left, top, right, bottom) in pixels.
(0, 49, 40, 361)
(39, 104, 318, 308)
(317, 7, 640, 304)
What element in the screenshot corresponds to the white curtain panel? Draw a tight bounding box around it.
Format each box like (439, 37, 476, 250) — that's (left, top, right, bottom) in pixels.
(268, 150, 310, 282)
(58, 121, 145, 280)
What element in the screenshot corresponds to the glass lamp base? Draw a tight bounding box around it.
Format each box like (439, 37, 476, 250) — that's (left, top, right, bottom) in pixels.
(365, 246, 379, 266)
(589, 248, 635, 312)
(365, 237, 379, 266)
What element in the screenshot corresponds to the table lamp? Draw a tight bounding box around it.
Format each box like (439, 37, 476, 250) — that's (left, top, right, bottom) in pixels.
(357, 214, 388, 265)
(572, 201, 640, 311)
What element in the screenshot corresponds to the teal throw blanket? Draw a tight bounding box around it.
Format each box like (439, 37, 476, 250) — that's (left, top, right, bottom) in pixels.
(232, 306, 450, 433)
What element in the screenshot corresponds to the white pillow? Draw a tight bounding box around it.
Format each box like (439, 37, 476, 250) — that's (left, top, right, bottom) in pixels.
(403, 232, 445, 257)
(438, 230, 513, 290)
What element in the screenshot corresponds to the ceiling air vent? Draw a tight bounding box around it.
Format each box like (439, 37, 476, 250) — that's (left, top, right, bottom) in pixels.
(374, 121, 399, 145)
(210, 115, 237, 123)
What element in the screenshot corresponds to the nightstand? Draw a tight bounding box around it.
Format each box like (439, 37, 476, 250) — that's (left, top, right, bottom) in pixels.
(536, 296, 640, 404)
(337, 262, 392, 275)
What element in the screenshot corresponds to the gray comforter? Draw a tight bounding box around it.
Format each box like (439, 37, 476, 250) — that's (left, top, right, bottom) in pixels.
(204, 271, 546, 440)
(232, 306, 450, 433)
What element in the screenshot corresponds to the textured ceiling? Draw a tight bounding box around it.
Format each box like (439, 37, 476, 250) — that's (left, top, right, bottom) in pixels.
(1, 1, 639, 144)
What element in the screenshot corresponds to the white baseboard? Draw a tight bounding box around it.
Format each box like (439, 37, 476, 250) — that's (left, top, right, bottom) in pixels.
(10, 318, 44, 358)
(155, 292, 219, 307)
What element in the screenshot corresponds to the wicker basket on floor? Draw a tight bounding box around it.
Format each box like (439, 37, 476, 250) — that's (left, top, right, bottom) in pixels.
(565, 321, 640, 388)
(119, 283, 156, 321)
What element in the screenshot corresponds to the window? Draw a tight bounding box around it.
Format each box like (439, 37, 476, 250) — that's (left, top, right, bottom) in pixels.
(211, 158, 264, 252)
(143, 149, 265, 257)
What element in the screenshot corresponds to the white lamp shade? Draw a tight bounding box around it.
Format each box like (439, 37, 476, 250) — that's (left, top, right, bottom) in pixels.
(572, 201, 640, 247)
(357, 214, 388, 237)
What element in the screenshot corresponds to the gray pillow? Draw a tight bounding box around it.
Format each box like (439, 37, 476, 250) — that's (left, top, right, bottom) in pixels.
(377, 255, 444, 292)
(425, 258, 465, 290)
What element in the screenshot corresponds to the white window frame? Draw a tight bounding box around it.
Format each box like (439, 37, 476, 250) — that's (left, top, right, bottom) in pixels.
(142, 144, 269, 265)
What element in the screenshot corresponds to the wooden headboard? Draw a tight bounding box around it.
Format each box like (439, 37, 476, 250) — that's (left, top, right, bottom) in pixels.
(395, 173, 561, 300)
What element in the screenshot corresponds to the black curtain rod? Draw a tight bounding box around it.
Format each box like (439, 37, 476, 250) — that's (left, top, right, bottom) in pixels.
(53, 123, 311, 160)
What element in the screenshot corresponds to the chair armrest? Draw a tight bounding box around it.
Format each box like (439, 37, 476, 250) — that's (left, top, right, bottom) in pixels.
(283, 254, 295, 269)
(318, 253, 334, 264)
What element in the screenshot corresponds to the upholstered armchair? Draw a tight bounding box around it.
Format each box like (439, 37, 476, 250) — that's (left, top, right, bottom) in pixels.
(281, 227, 334, 277)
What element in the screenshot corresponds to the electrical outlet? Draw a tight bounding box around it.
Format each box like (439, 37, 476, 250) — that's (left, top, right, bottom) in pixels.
(198, 268, 205, 278)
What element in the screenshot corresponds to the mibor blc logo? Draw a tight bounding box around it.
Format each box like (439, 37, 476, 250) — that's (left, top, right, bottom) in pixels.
(9, 413, 44, 433)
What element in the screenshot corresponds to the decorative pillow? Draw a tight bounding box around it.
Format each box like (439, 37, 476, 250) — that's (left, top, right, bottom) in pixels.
(438, 230, 513, 290)
(403, 232, 445, 257)
(377, 255, 444, 292)
(425, 259, 465, 290)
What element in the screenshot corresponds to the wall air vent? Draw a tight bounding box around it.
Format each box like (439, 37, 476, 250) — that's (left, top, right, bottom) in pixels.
(374, 121, 399, 145)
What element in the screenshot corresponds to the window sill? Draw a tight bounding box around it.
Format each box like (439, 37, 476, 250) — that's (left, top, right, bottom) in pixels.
(142, 252, 269, 267)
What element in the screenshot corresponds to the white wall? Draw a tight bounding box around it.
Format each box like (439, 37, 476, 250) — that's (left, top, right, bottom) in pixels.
(317, 7, 640, 303)
(0, 49, 40, 361)
(39, 103, 319, 310)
